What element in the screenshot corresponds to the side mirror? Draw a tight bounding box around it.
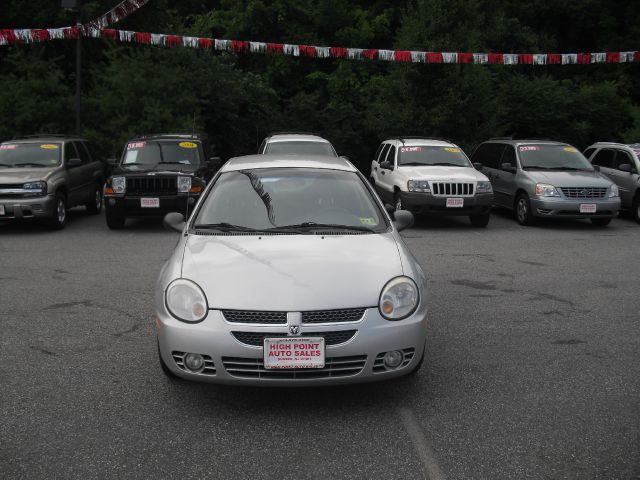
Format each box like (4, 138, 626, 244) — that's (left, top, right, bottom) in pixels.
(593, 165, 601, 172)
(618, 163, 632, 173)
(501, 162, 516, 173)
(67, 158, 82, 168)
(163, 212, 186, 233)
(379, 161, 392, 170)
(473, 162, 483, 170)
(393, 210, 414, 232)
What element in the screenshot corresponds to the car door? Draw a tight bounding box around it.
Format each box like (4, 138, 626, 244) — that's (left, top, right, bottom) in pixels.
(371, 143, 391, 199)
(611, 149, 637, 207)
(64, 142, 84, 206)
(591, 148, 616, 184)
(472, 143, 506, 206)
(376, 144, 397, 202)
(495, 144, 518, 207)
(370, 143, 384, 180)
(74, 141, 97, 203)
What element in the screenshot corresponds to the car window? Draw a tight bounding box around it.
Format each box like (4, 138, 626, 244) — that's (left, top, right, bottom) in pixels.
(583, 147, 596, 159)
(0, 142, 62, 168)
(590, 149, 615, 168)
(398, 145, 471, 167)
(65, 142, 80, 163)
(258, 139, 266, 154)
(373, 143, 384, 162)
(500, 145, 517, 169)
(74, 141, 91, 165)
(614, 150, 636, 172)
(194, 168, 386, 231)
(385, 145, 397, 166)
(265, 141, 336, 156)
(472, 143, 505, 169)
(377, 144, 391, 163)
(518, 144, 593, 171)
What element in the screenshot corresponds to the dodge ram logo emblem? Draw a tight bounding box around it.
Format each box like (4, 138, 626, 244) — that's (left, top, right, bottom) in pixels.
(289, 325, 300, 336)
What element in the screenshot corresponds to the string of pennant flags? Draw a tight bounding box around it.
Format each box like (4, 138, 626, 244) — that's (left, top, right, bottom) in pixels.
(0, 0, 638, 66)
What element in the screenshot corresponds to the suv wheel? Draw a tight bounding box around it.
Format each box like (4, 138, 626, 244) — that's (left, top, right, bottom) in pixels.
(633, 195, 640, 224)
(86, 184, 102, 215)
(106, 209, 126, 229)
(48, 192, 67, 230)
(469, 213, 490, 228)
(394, 192, 403, 211)
(515, 193, 535, 226)
(591, 217, 612, 227)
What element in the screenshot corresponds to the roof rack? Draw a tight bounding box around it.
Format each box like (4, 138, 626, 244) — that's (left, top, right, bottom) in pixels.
(135, 133, 202, 140)
(389, 136, 452, 143)
(267, 132, 320, 137)
(489, 137, 513, 140)
(15, 134, 73, 139)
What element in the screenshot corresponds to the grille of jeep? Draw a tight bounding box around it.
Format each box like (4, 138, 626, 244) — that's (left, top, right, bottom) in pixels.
(126, 176, 177, 195)
(431, 182, 475, 196)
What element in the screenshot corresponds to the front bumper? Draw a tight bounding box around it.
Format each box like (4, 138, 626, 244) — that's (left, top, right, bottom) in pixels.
(400, 191, 493, 216)
(530, 197, 621, 218)
(0, 194, 56, 221)
(156, 304, 428, 386)
(104, 193, 199, 218)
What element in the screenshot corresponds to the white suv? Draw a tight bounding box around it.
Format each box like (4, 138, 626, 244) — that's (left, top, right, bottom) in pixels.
(370, 137, 494, 227)
(258, 133, 338, 157)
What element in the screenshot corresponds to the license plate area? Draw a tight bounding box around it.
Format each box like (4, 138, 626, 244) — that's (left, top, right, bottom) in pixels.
(446, 198, 464, 208)
(580, 203, 597, 213)
(140, 197, 160, 208)
(263, 337, 325, 369)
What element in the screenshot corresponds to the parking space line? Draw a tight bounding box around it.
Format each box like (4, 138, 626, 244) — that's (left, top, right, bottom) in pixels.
(398, 407, 446, 480)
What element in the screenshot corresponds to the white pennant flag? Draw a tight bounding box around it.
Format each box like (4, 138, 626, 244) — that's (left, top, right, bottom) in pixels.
(316, 47, 330, 58)
(183, 37, 199, 48)
(15, 29, 33, 43)
(347, 48, 362, 59)
(48, 28, 66, 40)
(215, 39, 230, 51)
(591, 52, 606, 63)
(378, 49, 395, 61)
(533, 54, 547, 65)
(249, 42, 267, 53)
(620, 51, 635, 63)
(562, 54, 577, 65)
(442, 52, 458, 63)
(411, 51, 426, 63)
(283, 44, 300, 56)
(473, 53, 488, 64)
(150, 34, 164, 46)
(503, 54, 518, 65)
(119, 30, 134, 42)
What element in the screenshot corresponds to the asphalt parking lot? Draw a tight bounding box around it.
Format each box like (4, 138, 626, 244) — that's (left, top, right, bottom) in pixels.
(1, 209, 639, 479)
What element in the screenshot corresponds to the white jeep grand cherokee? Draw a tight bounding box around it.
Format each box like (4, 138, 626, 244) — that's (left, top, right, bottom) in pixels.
(370, 137, 494, 227)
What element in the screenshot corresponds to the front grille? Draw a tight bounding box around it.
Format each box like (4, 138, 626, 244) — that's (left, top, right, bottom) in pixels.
(222, 355, 367, 379)
(560, 187, 607, 198)
(222, 310, 287, 324)
(231, 330, 357, 347)
(431, 182, 474, 196)
(171, 351, 216, 376)
(302, 308, 366, 324)
(126, 176, 177, 195)
(373, 348, 416, 373)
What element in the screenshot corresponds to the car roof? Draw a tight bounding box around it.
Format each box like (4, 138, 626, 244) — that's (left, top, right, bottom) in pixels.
(220, 154, 357, 173)
(588, 142, 640, 149)
(486, 139, 568, 146)
(127, 134, 203, 142)
(266, 134, 331, 143)
(5, 135, 86, 143)
(384, 138, 455, 147)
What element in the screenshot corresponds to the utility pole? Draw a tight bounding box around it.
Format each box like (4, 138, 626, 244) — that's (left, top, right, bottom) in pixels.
(62, 0, 82, 135)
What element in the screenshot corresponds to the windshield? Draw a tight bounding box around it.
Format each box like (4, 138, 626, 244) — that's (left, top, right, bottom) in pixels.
(194, 168, 385, 232)
(398, 146, 471, 167)
(0, 143, 62, 168)
(122, 140, 201, 166)
(518, 145, 593, 170)
(265, 141, 336, 156)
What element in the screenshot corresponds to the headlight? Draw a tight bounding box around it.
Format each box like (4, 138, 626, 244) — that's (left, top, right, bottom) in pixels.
(379, 276, 419, 321)
(23, 181, 47, 196)
(535, 183, 560, 197)
(609, 184, 619, 198)
(407, 180, 430, 192)
(165, 279, 208, 323)
(476, 181, 493, 193)
(177, 176, 192, 193)
(111, 176, 126, 194)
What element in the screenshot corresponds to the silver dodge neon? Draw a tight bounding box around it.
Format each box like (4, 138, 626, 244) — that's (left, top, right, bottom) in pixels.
(155, 154, 427, 386)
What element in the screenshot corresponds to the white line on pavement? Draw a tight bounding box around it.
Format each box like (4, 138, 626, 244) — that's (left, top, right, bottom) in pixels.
(398, 407, 446, 480)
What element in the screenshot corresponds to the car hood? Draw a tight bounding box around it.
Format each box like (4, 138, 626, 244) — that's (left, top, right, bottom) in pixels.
(0, 168, 56, 184)
(397, 166, 487, 181)
(181, 233, 404, 311)
(526, 170, 613, 187)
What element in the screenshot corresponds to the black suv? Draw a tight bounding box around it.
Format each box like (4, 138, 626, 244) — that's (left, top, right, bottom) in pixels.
(103, 134, 220, 229)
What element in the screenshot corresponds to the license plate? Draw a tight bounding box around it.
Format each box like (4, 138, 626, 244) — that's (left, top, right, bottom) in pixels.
(0, 205, 4, 215)
(263, 337, 325, 369)
(446, 198, 464, 208)
(580, 204, 597, 213)
(140, 197, 160, 208)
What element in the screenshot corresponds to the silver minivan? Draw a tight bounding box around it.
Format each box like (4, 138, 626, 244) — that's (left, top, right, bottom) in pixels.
(470, 139, 620, 226)
(583, 142, 640, 224)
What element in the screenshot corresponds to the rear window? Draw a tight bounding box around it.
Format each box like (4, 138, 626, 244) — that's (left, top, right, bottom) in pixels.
(398, 146, 471, 167)
(265, 141, 336, 156)
(0, 143, 62, 168)
(122, 141, 201, 166)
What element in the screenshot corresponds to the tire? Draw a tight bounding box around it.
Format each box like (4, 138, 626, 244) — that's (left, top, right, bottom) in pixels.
(469, 213, 490, 228)
(590, 217, 612, 227)
(47, 192, 67, 230)
(105, 209, 126, 229)
(633, 195, 640, 224)
(394, 191, 403, 211)
(158, 341, 179, 380)
(515, 193, 536, 226)
(85, 184, 103, 215)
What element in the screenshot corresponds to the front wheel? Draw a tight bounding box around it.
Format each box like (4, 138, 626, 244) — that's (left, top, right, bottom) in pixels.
(515, 193, 536, 226)
(85, 184, 103, 215)
(469, 213, 490, 228)
(633, 195, 640, 224)
(106, 209, 126, 229)
(47, 192, 67, 230)
(590, 217, 612, 227)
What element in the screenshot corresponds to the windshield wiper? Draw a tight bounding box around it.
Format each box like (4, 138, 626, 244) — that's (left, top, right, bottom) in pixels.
(14, 162, 47, 167)
(276, 222, 375, 232)
(0, 163, 14, 167)
(193, 222, 260, 232)
(525, 166, 591, 171)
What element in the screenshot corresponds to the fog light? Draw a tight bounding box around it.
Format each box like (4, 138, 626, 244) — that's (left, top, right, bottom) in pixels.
(188, 197, 196, 205)
(383, 350, 403, 369)
(108, 198, 116, 206)
(184, 353, 204, 372)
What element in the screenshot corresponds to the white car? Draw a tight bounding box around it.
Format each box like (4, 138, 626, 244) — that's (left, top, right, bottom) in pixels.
(258, 133, 338, 157)
(370, 137, 494, 227)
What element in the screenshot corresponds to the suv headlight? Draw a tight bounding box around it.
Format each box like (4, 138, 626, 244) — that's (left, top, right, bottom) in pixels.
(407, 180, 430, 192)
(23, 181, 47, 196)
(379, 276, 419, 321)
(177, 176, 192, 193)
(111, 176, 126, 194)
(476, 181, 493, 193)
(535, 183, 560, 197)
(609, 184, 619, 198)
(165, 279, 208, 323)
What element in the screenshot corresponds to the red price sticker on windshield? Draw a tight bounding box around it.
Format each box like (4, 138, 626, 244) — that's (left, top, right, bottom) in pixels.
(0, 145, 17, 150)
(127, 141, 146, 149)
(519, 146, 540, 151)
(400, 147, 422, 153)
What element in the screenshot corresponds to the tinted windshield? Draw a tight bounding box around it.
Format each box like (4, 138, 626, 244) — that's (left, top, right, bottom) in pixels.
(398, 146, 471, 167)
(122, 140, 201, 166)
(0, 143, 62, 168)
(265, 141, 336, 156)
(518, 145, 593, 170)
(194, 168, 385, 232)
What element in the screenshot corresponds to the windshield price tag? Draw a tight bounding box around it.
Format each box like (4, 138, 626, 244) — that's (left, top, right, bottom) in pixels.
(127, 142, 146, 150)
(40, 144, 59, 150)
(444, 147, 461, 153)
(400, 147, 422, 153)
(264, 337, 325, 369)
(580, 204, 597, 213)
(519, 146, 540, 151)
(0, 145, 17, 150)
(179, 142, 198, 149)
(446, 198, 464, 208)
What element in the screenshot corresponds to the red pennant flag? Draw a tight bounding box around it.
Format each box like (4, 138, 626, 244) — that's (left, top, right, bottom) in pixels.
(577, 53, 591, 64)
(488, 53, 504, 64)
(519, 54, 533, 64)
(330, 47, 348, 58)
(198, 38, 213, 49)
(1, 29, 18, 44)
(426, 52, 443, 63)
(458, 52, 473, 63)
(102, 29, 118, 40)
(166, 35, 182, 47)
(65, 26, 79, 39)
(230, 40, 249, 52)
(299, 45, 317, 57)
(32, 29, 50, 42)
(635, 51, 640, 62)
(267, 43, 284, 54)
(547, 53, 561, 64)
(363, 49, 378, 60)
(394, 51, 411, 62)
(606, 52, 620, 63)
